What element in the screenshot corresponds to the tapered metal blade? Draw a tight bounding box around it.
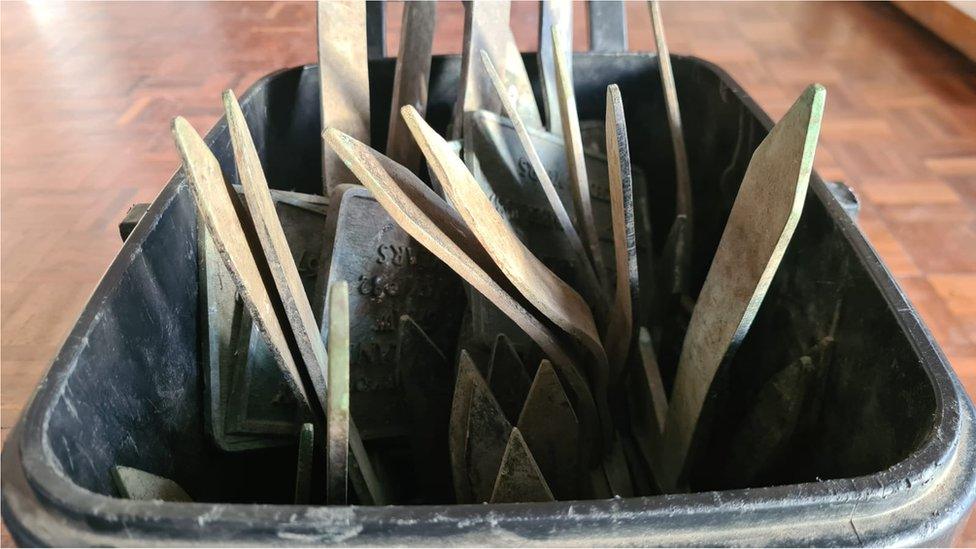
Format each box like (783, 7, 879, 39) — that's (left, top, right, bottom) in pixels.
(516, 359, 579, 500)
(449, 351, 481, 503)
(313, 184, 464, 441)
(657, 84, 825, 492)
(465, 368, 514, 503)
(294, 423, 314, 504)
(489, 428, 555, 503)
(488, 333, 532, 425)
(396, 314, 455, 502)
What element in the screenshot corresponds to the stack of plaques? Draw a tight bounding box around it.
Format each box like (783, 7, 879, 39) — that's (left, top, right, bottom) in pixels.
(112, 0, 827, 505)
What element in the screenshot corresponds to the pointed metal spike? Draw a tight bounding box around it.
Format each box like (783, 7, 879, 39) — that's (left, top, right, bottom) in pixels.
(648, 0, 693, 278)
(172, 116, 313, 417)
(111, 466, 192, 502)
(326, 280, 351, 505)
(294, 423, 314, 504)
(516, 360, 580, 500)
(603, 84, 639, 379)
(657, 84, 826, 492)
(225, 90, 331, 418)
(449, 351, 482, 503)
(551, 26, 607, 288)
(490, 428, 555, 503)
(397, 315, 455, 502)
(465, 369, 514, 503)
(640, 327, 668, 433)
(488, 333, 532, 425)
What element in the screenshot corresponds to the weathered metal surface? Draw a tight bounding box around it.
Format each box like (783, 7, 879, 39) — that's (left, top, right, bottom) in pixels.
(224, 310, 302, 436)
(449, 351, 480, 504)
(462, 110, 650, 296)
(516, 359, 579, 500)
(487, 333, 531, 426)
(656, 84, 825, 492)
(396, 315, 454, 503)
(200, 223, 287, 450)
(552, 27, 607, 288)
(172, 116, 313, 421)
(232, 186, 329, 215)
(347, 421, 389, 505)
(502, 28, 544, 130)
(465, 366, 514, 503)
(294, 423, 314, 504)
(318, 0, 370, 194)
(203, 195, 325, 448)
(405, 105, 611, 459)
(589, 1, 627, 53)
(603, 84, 639, 378)
(717, 336, 834, 488)
(365, 0, 385, 60)
(326, 280, 351, 505)
(649, 0, 693, 296)
(110, 466, 192, 502)
(323, 128, 591, 433)
(226, 91, 331, 419)
(313, 183, 463, 441)
(489, 428, 554, 503)
(479, 51, 606, 315)
(538, 0, 572, 135)
(386, 1, 436, 173)
(629, 326, 668, 476)
(451, 1, 511, 139)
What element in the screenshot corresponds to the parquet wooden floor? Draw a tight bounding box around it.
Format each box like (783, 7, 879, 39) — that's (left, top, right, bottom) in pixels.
(1, 1, 974, 545)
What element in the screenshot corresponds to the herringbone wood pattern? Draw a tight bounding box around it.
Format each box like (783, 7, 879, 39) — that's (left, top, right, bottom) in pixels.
(2, 1, 974, 545)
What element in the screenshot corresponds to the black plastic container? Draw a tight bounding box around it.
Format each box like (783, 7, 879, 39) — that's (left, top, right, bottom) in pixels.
(3, 52, 975, 546)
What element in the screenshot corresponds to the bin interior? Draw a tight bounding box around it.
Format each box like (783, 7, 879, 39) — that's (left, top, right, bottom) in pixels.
(41, 54, 936, 504)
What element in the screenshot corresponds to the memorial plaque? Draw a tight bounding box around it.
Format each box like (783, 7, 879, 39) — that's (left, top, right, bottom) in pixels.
(315, 184, 464, 441)
(204, 196, 326, 446)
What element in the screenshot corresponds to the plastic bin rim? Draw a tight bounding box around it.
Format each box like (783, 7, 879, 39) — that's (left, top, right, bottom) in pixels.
(5, 52, 975, 544)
